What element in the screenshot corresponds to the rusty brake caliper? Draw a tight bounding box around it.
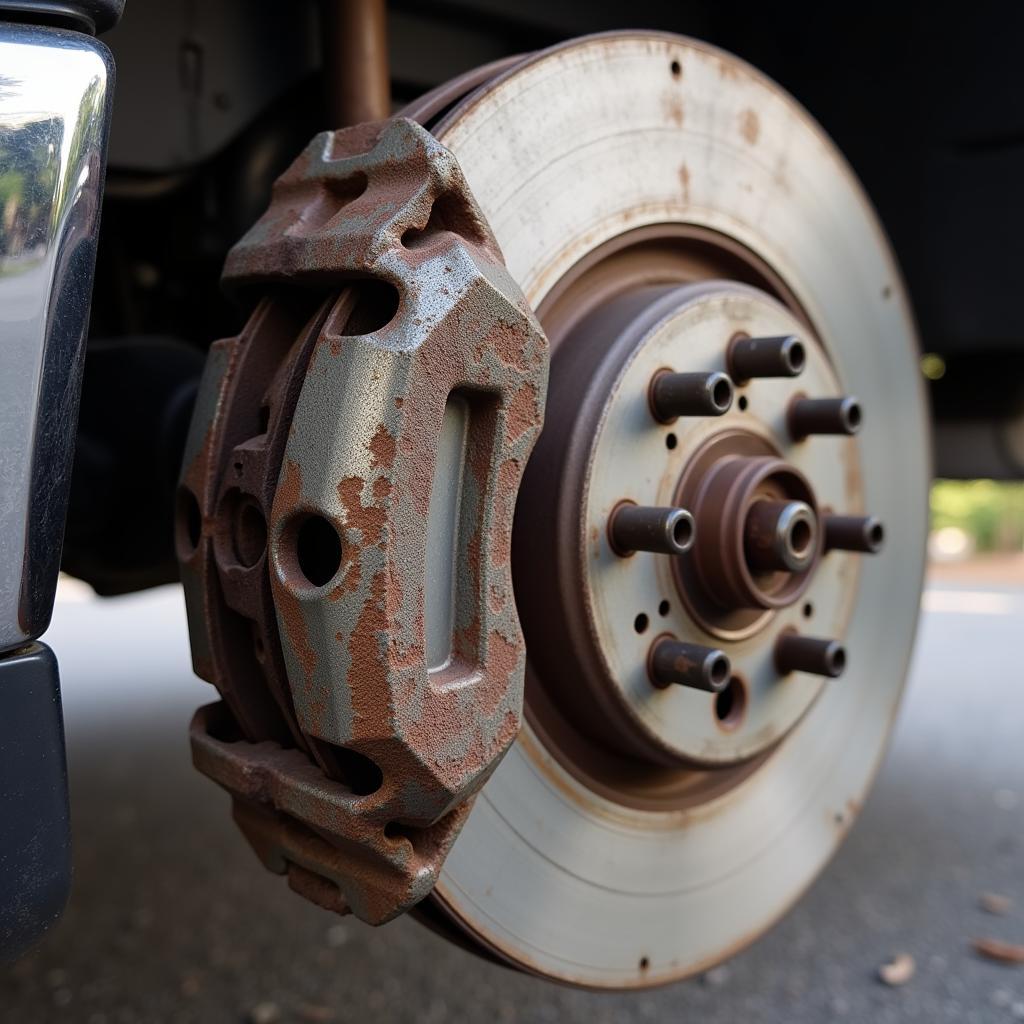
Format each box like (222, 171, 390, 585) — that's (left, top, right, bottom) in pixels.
(175, 119, 548, 924)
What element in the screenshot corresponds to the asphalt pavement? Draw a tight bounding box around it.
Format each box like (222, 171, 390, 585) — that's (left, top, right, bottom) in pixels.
(2, 566, 1023, 1023)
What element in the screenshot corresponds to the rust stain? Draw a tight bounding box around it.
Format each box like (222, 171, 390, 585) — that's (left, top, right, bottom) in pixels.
(739, 109, 760, 145)
(662, 91, 685, 128)
(678, 164, 691, 204)
(505, 381, 539, 441)
(368, 423, 397, 470)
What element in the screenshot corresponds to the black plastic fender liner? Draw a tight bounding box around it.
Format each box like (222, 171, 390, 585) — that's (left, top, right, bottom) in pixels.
(0, 644, 71, 962)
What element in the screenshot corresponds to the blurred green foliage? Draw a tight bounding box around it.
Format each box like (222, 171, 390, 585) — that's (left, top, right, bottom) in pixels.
(931, 480, 1024, 551)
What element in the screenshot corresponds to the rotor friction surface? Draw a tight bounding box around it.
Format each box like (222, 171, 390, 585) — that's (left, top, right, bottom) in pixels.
(425, 32, 928, 988)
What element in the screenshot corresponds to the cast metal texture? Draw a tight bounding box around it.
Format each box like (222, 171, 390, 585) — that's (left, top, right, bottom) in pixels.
(177, 117, 547, 924)
(424, 32, 930, 987)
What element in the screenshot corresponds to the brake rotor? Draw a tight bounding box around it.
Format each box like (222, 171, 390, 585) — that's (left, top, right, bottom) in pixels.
(417, 32, 928, 987)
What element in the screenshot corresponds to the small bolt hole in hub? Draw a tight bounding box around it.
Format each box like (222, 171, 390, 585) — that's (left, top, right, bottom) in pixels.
(715, 677, 747, 729)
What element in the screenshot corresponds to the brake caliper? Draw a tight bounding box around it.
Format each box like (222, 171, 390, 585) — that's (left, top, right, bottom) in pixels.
(176, 118, 548, 924)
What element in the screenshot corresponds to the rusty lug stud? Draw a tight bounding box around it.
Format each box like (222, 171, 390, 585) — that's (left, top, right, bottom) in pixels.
(744, 499, 817, 573)
(609, 504, 695, 556)
(774, 633, 847, 678)
(727, 334, 806, 381)
(823, 514, 885, 553)
(649, 370, 734, 421)
(650, 637, 731, 692)
(788, 396, 862, 439)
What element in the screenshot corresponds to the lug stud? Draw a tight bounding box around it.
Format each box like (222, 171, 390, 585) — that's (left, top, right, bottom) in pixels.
(774, 633, 847, 677)
(650, 370, 734, 421)
(650, 637, 731, 692)
(728, 334, 806, 381)
(788, 396, 862, 439)
(744, 500, 817, 573)
(823, 514, 885, 553)
(609, 505, 695, 556)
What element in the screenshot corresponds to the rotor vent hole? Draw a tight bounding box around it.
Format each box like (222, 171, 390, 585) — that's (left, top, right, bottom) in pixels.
(401, 191, 487, 249)
(658, 600, 670, 616)
(293, 514, 343, 587)
(640, 956, 651, 971)
(284, 172, 368, 236)
(670, 58, 682, 78)
(802, 602, 814, 619)
(665, 432, 678, 450)
(176, 487, 202, 557)
(738, 395, 748, 411)
(714, 676, 747, 730)
(634, 613, 649, 634)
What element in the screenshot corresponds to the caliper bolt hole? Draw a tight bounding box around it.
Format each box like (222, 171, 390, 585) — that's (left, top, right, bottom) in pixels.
(278, 513, 344, 589)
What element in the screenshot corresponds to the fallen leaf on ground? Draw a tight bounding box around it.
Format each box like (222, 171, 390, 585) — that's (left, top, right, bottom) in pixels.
(878, 953, 916, 986)
(247, 1003, 281, 1024)
(980, 892, 1014, 916)
(973, 938, 1024, 965)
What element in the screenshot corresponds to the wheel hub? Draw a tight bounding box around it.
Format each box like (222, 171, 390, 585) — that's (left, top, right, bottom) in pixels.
(516, 281, 867, 773)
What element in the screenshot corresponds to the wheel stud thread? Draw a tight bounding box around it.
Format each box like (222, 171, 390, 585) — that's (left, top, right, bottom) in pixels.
(744, 499, 817, 573)
(609, 505, 695, 556)
(824, 514, 885, 553)
(650, 370, 734, 421)
(650, 637, 731, 692)
(728, 334, 806, 381)
(775, 633, 847, 678)
(788, 396, 862, 439)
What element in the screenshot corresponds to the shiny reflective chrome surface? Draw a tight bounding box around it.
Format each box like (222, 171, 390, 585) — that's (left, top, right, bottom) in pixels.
(0, 24, 113, 650)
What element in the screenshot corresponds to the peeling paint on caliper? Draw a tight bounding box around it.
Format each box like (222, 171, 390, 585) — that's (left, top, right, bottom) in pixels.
(175, 119, 549, 924)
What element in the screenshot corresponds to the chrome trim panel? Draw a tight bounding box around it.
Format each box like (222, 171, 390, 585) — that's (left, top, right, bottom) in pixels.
(0, 24, 113, 650)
